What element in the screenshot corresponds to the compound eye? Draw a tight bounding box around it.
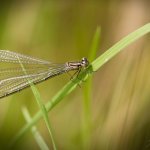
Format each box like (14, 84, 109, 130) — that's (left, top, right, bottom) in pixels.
(81, 57, 89, 67)
(82, 57, 86, 61)
(82, 57, 86, 63)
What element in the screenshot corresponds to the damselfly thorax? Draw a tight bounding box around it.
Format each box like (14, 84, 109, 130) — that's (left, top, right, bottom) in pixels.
(0, 50, 89, 99)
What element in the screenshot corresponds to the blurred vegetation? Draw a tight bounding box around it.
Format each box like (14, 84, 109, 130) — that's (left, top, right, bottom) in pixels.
(0, 0, 149, 150)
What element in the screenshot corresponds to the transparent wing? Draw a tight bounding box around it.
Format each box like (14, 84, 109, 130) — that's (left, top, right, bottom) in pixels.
(0, 50, 67, 99)
(0, 50, 50, 64)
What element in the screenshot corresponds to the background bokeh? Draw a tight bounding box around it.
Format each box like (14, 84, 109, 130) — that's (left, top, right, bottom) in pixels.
(0, 0, 149, 150)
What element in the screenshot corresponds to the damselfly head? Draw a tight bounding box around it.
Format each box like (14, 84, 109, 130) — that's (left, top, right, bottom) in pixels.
(81, 57, 89, 68)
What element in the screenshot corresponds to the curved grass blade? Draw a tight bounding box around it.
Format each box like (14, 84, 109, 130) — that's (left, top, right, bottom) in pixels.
(11, 23, 150, 145)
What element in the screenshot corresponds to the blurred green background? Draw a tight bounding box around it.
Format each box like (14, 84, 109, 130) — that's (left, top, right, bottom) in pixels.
(0, 0, 150, 150)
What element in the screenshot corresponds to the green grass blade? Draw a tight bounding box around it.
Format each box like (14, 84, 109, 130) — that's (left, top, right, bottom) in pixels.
(89, 26, 101, 62)
(29, 85, 57, 150)
(22, 106, 49, 150)
(11, 23, 150, 145)
(10, 59, 57, 150)
(91, 23, 150, 71)
(82, 26, 101, 148)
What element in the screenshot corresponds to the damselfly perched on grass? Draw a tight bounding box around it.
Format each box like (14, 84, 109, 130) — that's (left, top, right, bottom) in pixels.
(0, 50, 89, 99)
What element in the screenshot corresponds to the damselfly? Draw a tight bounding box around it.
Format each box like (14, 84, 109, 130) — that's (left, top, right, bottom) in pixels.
(0, 50, 89, 99)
